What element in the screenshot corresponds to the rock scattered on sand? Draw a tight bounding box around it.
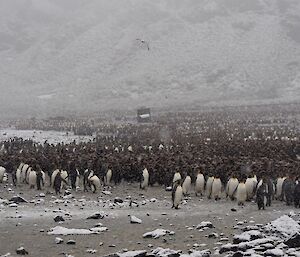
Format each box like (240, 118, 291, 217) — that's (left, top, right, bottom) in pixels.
(90, 227, 108, 232)
(54, 216, 65, 222)
(233, 230, 262, 244)
(10, 196, 28, 204)
(48, 226, 98, 235)
(86, 249, 97, 254)
(143, 229, 175, 239)
(87, 212, 105, 220)
(16, 247, 28, 255)
(114, 197, 123, 204)
(103, 248, 211, 257)
(284, 232, 300, 248)
(104, 250, 147, 257)
(151, 247, 181, 257)
(130, 215, 142, 224)
(264, 215, 300, 238)
(55, 237, 64, 244)
(67, 240, 76, 245)
(219, 215, 300, 256)
(196, 221, 214, 230)
(1, 253, 11, 257)
(208, 233, 218, 239)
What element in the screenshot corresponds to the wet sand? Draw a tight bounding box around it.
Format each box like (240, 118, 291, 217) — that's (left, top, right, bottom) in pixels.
(0, 182, 296, 257)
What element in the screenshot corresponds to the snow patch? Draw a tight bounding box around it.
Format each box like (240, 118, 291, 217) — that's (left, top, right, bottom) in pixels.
(143, 229, 175, 239)
(48, 226, 98, 235)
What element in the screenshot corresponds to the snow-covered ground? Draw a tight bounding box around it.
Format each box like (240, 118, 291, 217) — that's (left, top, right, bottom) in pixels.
(0, 129, 94, 145)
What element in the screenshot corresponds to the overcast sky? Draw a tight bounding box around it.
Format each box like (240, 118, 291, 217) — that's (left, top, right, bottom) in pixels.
(0, 0, 299, 118)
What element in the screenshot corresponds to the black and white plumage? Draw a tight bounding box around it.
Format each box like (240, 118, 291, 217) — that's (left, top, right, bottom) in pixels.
(182, 175, 191, 196)
(172, 181, 183, 209)
(195, 173, 205, 196)
(0, 166, 6, 183)
(140, 168, 149, 190)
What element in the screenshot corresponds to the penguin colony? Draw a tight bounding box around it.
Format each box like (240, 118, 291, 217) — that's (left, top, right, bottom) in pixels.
(4, 163, 300, 210)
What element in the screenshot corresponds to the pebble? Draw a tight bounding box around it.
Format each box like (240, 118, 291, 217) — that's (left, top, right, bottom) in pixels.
(67, 240, 76, 245)
(55, 237, 64, 244)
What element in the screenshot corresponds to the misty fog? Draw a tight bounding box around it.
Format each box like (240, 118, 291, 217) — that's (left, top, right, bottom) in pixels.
(0, 0, 300, 118)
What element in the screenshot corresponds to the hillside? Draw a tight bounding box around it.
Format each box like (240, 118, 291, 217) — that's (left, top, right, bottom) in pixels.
(0, 0, 300, 117)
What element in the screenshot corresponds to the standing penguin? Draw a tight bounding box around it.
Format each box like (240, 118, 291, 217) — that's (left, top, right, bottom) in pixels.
(53, 170, 67, 195)
(36, 165, 45, 190)
(88, 174, 101, 193)
(195, 172, 205, 196)
(236, 179, 247, 206)
(0, 166, 6, 183)
(83, 169, 93, 192)
(283, 176, 296, 206)
(140, 168, 149, 190)
(172, 171, 181, 186)
(211, 176, 222, 201)
(294, 181, 300, 208)
(75, 169, 80, 188)
(21, 164, 30, 183)
(245, 175, 257, 201)
(182, 175, 192, 196)
(206, 176, 214, 199)
(226, 177, 239, 200)
(275, 176, 286, 200)
(28, 170, 37, 189)
(51, 169, 59, 185)
(265, 177, 274, 207)
(105, 169, 112, 186)
(25, 166, 32, 184)
(172, 180, 183, 209)
(256, 181, 268, 210)
(60, 170, 69, 190)
(16, 168, 22, 185)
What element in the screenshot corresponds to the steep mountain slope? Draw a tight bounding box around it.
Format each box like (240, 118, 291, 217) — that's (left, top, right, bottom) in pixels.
(0, 0, 300, 117)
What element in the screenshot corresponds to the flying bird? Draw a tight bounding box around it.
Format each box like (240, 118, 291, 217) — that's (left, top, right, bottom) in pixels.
(136, 38, 150, 51)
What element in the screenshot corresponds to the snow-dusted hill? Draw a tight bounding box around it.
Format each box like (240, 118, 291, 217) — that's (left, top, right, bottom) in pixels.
(0, 0, 300, 117)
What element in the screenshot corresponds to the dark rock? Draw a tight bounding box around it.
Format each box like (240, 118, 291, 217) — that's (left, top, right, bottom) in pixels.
(114, 197, 124, 204)
(196, 221, 214, 229)
(103, 254, 119, 257)
(10, 196, 28, 204)
(64, 191, 71, 196)
(87, 213, 104, 220)
(104, 251, 147, 257)
(242, 226, 260, 232)
(208, 233, 218, 239)
(54, 216, 65, 222)
(232, 252, 244, 257)
(16, 247, 28, 255)
(231, 208, 237, 212)
(67, 240, 76, 245)
(284, 232, 300, 248)
(219, 244, 239, 254)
